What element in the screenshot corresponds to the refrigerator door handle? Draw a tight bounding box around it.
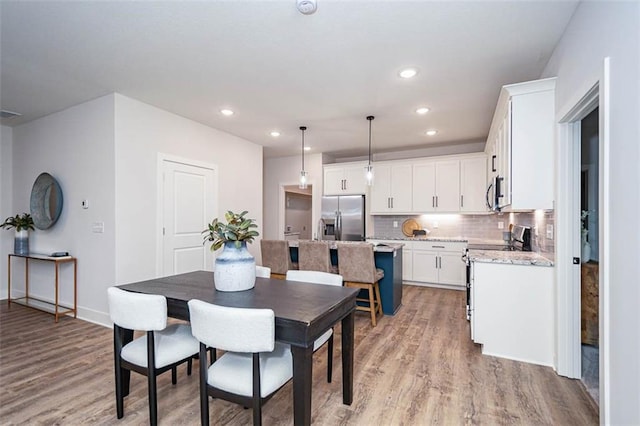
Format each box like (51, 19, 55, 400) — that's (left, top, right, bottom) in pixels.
(335, 211, 342, 241)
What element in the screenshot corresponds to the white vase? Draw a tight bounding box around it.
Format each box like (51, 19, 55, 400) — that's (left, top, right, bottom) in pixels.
(14, 229, 29, 255)
(214, 241, 256, 292)
(582, 240, 591, 263)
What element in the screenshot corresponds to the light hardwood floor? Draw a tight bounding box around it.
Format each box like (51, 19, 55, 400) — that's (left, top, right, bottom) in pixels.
(0, 285, 598, 425)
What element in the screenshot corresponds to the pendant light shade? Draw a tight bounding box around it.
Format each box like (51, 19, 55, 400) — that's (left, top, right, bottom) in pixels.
(299, 126, 308, 189)
(365, 116, 375, 186)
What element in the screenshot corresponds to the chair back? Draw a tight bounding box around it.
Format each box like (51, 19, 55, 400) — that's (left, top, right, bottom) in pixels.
(298, 241, 332, 273)
(188, 300, 275, 353)
(255, 265, 271, 278)
(286, 270, 343, 287)
(107, 287, 167, 331)
(260, 240, 292, 275)
(337, 243, 377, 283)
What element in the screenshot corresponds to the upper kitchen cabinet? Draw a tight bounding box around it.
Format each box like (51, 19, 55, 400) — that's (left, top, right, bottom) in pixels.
(370, 162, 412, 214)
(460, 155, 488, 212)
(487, 78, 556, 211)
(323, 161, 367, 195)
(412, 160, 460, 212)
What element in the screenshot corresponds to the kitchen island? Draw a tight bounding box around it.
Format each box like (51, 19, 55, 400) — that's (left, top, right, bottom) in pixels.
(287, 241, 404, 315)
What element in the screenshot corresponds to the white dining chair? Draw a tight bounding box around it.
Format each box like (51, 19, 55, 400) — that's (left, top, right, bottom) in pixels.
(107, 287, 200, 425)
(188, 300, 293, 426)
(285, 270, 343, 382)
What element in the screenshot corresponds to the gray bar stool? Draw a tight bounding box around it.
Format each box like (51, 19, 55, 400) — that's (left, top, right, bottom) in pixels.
(298, 241, 338, 273)
(337, 243, 384, 326)
(260, 239, 297, 279)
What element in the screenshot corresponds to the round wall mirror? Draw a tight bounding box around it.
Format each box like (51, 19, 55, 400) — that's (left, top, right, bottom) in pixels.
(30, 172, 63, 230)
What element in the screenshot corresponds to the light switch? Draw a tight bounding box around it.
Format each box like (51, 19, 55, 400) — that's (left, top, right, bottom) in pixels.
(546, 224, 554, 239)
(92, 222, 104, 233)
(393, 221, 398, 228)
(498, 221, 504, 229)
(81, 200, 89, 209)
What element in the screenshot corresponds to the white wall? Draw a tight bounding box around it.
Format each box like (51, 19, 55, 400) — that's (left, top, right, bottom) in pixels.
(114, 94, 263, 284)
(0, 125, 14, 300)
(10, 95, 117, 324)
(542, 2, 640, 424)
(263, 153, 324, 242)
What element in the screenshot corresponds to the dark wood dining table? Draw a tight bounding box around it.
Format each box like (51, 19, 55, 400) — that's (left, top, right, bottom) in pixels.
(118, 270, 358, 426)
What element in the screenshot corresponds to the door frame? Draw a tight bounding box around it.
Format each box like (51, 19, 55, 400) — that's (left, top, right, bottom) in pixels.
(555, 58, 609, 419)
(156, 153, 219, 276)
(278, 179, 318, 240)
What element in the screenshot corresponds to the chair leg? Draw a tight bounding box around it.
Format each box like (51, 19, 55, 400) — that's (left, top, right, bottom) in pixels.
(199, 344, 210, 426)
(147, 331, 158, 426)
(374, 281, 383, 316)
(172, 366, 177, 385)
(327, 332, 334, 383)
(188, 357, 193, 376)
(368, 284, 377, 327)
(113, 326, 125, 419)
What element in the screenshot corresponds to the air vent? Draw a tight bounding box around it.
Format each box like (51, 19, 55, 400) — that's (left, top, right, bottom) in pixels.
(0, 110, 22, 119)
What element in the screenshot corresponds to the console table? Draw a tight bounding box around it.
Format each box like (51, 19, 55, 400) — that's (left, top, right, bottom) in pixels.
(7, 253, 77, 322)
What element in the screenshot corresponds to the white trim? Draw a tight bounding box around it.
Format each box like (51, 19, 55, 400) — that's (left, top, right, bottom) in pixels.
(155, 153, 218, 277)
(278, 180, 318, 241)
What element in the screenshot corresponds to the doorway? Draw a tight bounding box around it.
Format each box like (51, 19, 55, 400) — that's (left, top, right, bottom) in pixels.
(283, 185, 312, 240)
(580, 107, 600, 403)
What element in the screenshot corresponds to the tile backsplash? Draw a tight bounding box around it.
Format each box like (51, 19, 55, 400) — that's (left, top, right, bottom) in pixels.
(372, 211, 555, 255)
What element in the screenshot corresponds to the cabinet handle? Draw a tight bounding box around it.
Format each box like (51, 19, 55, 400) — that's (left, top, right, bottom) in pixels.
(387, 198, 390, 209)
(432, 196, 435, 208)
(435, 257, 438, 268)
(344, 179, 347, 190)
(461, 195, 464, 208)
(436, 196, 439, 208)
(492, 155, 497, 172)
(432, 245, 445, 249)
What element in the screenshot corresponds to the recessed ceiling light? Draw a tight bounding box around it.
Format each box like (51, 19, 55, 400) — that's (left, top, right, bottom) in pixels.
(270, 131, 281, 137)
(416, 107, 430, 115)
(304, 146, 311, 151)
(426, 130, 438, 136)
(399, 68, 418, 79)
(220, 109, 234, 116)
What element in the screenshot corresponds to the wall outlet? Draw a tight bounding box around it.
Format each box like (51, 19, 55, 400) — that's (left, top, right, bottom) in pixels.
(433, 221, 438, 229)
(546, 224, 554, 239)
(92, 222, 104, 233)
(498, 221, 504, 229)
(393, 221, 398, 228)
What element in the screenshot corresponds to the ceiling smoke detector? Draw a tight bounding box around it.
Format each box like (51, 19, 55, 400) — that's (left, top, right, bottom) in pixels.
(297, 0, 317, 15)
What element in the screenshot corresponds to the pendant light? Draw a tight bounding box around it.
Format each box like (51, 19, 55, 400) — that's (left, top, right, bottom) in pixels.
(365, 116, 375, 185)
(299, 126, 308, 189)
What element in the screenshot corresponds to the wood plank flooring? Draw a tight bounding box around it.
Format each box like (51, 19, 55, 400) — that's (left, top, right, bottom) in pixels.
(0, 285, 599, 425)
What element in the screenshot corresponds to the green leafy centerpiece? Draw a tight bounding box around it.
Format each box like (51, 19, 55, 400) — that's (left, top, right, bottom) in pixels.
(203, 211, 260, 292)
(1, 213, 35, 255)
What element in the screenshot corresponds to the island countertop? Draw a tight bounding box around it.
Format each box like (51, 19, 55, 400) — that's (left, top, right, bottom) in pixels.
(287, 240, 404, 253)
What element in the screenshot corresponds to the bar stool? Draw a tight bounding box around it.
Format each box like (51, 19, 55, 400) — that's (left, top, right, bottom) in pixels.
(337, 243, 384, 326)
(260, 239, 297, 279)
(298, 241, 338, 273)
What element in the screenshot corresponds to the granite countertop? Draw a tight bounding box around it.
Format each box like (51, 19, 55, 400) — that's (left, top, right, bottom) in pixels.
(287, 239, 403, 252)
(368, 236, 468, 243)
(467, 249, 554, 267)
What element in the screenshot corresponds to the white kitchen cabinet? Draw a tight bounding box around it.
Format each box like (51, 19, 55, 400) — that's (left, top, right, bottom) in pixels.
(370, 162, 412, 214)
(408, 241, 466, 288)
(323, 162, 367, 195)
(471, 261, 554, 366)
(460, 155, 488, 212)
(412, 160, 460, 213)
(402, 243, 413, 281)
(486, 78, 556, 210)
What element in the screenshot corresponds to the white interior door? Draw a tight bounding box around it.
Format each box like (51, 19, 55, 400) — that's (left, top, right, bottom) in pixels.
(162, 159, 217, 276)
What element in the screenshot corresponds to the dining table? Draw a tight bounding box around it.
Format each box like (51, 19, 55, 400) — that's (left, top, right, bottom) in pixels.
(117, 270, 358, 426)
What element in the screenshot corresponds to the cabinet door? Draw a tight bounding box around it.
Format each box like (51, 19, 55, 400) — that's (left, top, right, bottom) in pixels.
(324, 168, 345, 195)
(370, 164, 392, 213)
(412, 250, 438, 283)
(389, 164, 413, 212)
(438, 252, 466, 287)
(460, 157, 488, 212)
(412, 162, 436, 212)
(343, 165, 367, 195)
(403, 248, 413, 281)
(434, 160, 460, 211)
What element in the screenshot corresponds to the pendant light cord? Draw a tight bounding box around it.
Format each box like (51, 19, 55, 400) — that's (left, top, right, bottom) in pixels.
(300, 126, 307, 172)
(367, 116, 374, 165)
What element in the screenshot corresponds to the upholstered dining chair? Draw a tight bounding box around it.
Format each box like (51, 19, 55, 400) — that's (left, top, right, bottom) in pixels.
(255, 265, 271, 278)
(285, 270, 343, 382)
(260, 239, 297, 279)
(188, 300, 293, 426)
(297, 241, 339, 274)
(337, 243, 384, 326)
(107, 287, 200, 425)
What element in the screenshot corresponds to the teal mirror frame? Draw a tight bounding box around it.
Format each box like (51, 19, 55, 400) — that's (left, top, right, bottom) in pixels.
(30, 172, 63, 230)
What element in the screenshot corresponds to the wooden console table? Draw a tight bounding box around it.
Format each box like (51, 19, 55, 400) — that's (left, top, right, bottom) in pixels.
(7, 253, 77, 322)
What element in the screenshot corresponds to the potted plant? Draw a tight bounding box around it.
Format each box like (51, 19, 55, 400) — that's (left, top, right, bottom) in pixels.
(1, 213, 35, 255)
(203, 210, 260, 292)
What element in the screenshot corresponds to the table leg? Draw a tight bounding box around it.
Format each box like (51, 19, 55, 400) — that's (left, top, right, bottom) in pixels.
(291, 344, 313, 426)
(55, 262, 59, 323)
(25, 258, 29, 303)
(7, 256, 11, 307)
(341, 311, 355, 405)
(73, 259, 77, 318)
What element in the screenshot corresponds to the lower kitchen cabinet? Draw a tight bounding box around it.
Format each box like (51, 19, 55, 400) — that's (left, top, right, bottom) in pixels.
(407, 241, 466, 289)
(471, 261, 554, 366)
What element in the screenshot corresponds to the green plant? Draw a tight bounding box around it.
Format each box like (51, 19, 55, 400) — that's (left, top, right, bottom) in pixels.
(0, 213, 35, 232)
(202, 210, 259, 251)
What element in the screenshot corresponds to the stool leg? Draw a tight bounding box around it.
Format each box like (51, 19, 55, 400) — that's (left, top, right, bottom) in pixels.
(374, 281, 383, 316)
(368, 283, 377, 327)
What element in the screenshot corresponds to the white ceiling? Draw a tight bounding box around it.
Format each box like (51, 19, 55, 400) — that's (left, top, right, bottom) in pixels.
(0, 1, 578, 159)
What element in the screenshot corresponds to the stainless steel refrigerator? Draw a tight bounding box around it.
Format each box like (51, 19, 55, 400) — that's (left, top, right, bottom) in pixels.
(319, 195, 366, 241)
